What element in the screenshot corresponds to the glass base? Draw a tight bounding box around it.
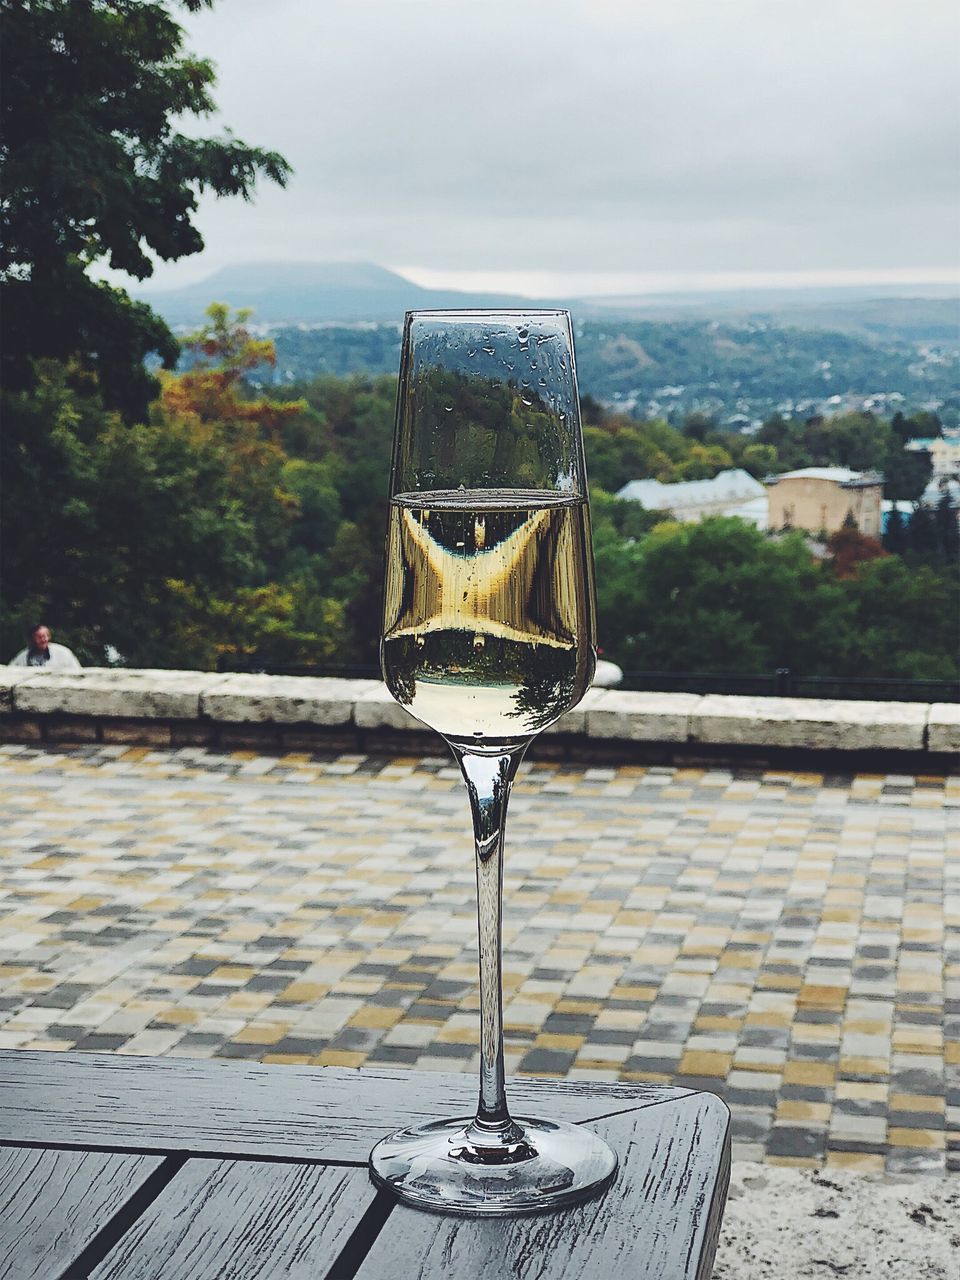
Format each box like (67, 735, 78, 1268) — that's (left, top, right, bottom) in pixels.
(369, 1115, 618, 1216)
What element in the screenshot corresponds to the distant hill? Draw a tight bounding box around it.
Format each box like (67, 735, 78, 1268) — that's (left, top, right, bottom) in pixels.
(139, 261, 959, 345)
(137, 261, 528, 326)
(582, 289, 960, 344)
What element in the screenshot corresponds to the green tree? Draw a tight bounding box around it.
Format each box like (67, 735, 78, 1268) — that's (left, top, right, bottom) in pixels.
(842, 557, 958, 680)
(582, 417, 684, 490)
(905, 502, 938, 561)
(883, 446, 932, 502)
(935, 492, 960, 562)
(593, 511, 958, 681)
(0, 311, 335, 669)
(893, 410, 942, 443)
(739, 442, 779, 477)
(280, 373, 401, 663)
(757, 415, 812, 470)
(681, 412, 716, 442)
(673, 442, 733, 481)
(808, 412, 889, 471)
(593, 517, 851, 674)
(589, 487, 666, 542)
(0, 361, 265, 663)
(281, 459, 343, 563)
(1, 0, 291, 420)
(882, 506, 907, 555)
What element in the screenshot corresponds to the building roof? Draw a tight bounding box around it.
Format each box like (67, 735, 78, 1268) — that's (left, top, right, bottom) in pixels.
(616, 468, 765, 509)
(906, 436, 960, 451)
(768, 467, 883, 487)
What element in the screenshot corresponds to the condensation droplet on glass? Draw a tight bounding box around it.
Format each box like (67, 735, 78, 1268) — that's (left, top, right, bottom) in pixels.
(415, 635, 425, 649)
(482, 345, 495, 355)
(473, 635, 485, 650)
(467, 348, 476, 358)
(474, 515, 486, 549)
(517, 327, 528, 340)
(538, 378, 547, 387)
(521, 395, 533, 406)
(559, 356, 567, 369)
(444, 405, 453, 413)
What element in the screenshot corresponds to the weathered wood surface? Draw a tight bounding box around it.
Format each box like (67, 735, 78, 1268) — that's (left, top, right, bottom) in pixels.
(0, 1053, 729, 1279)
(355, 1095, 730, 1280)
(90, 1160, 378, 1280)
(0, 1145, 163, 1280)
(0, 1052, 691, 1163)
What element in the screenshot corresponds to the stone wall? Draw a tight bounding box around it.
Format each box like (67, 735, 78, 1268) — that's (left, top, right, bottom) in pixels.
(2, 668, 957, 770)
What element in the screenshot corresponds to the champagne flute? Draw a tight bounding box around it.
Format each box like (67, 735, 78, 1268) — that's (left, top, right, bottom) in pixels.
(369, 310, 617, 1215)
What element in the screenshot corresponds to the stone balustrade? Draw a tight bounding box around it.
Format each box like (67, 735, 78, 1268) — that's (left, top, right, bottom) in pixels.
(1, 667, 957, 767)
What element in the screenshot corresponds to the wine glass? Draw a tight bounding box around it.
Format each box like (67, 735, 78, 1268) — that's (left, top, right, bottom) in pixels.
(369, 310, 617, 1215)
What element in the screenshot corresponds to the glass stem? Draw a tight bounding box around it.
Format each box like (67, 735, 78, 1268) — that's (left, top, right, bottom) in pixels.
(451, 743, 527, 1145)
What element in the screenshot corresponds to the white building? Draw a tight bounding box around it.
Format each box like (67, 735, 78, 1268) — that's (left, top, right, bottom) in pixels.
(901, 428, 960, 512)
(616, 468, 768, 528)
(920, 475, 960, 510)
(905, 428, 960, 481)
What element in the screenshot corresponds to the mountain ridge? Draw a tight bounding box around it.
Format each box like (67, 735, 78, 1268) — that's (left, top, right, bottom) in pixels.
(137, 261, 959, 340)
(138, 260, 531, 325)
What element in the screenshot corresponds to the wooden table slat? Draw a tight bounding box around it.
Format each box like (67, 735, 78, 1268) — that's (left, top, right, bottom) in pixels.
(0, 1052, 690, 1164)
(354, 1094, 730, 1280)
(0, 1053, 730, 1279)
(89, 1160, 378, 1280)
(0, 1146, 163, 1280)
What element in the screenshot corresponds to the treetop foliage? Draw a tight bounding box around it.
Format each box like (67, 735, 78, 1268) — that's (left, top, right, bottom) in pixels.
(0, 0, 291, 419)
(1, 310, 955, 684)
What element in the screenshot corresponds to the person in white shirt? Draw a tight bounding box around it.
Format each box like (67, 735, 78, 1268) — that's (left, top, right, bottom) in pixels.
(7, 623, 81, 670)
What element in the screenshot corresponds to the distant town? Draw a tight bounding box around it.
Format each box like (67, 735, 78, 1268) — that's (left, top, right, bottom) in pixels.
(147, 262, 959, 429)
(617, 432, 960, 539)
(234, 316, 957, 430)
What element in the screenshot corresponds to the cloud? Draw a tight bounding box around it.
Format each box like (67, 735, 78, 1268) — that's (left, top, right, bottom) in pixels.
(134, 0, 958, 289)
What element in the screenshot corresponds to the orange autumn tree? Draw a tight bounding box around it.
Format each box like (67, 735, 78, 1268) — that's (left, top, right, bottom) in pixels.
(161, 303, 302, 561)
(826, 519, 888, 581)
(163, 303, 296, 426)
(156, 304, 349, 667)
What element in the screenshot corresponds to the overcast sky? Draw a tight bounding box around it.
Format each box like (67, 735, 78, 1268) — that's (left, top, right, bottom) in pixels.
(135, 0, 959, 296)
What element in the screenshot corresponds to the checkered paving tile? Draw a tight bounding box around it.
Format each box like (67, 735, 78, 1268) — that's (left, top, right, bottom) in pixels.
(0, 743, 956, 1177)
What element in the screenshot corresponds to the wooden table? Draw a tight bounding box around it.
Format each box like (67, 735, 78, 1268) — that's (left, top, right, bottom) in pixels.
(0, 1051, 729, 1279)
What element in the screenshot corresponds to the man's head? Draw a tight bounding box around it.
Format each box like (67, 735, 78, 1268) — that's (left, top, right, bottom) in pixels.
(30, 624, 51, 651)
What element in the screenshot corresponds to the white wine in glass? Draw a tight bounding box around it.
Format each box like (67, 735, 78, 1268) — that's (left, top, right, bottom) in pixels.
(369, 311, 617, 1216)
(383, 489, 595, 741)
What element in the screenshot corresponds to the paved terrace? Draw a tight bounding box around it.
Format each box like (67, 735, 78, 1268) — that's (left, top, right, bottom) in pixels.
(0, 742, 956, 1182)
